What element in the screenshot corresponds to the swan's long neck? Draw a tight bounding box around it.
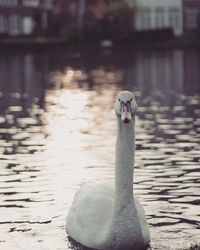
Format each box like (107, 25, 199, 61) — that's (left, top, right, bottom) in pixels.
(115, 117, 135, 206)
(103, 115, 145, 249)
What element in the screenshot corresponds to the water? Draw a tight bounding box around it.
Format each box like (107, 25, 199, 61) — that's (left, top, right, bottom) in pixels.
(0, 49, 200, 250)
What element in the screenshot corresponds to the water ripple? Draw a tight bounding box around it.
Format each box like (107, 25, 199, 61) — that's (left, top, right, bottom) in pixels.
(0, 50, 200, 250)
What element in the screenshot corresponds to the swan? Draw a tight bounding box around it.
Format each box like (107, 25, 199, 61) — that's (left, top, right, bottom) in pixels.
(66, 91, 150, 250)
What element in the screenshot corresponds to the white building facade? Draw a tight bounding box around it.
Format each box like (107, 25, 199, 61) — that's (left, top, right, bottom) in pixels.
(134, 0, 183, 36)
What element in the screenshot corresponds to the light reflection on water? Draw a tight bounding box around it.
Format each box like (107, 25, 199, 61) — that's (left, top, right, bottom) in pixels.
(0, 49, 200, 250)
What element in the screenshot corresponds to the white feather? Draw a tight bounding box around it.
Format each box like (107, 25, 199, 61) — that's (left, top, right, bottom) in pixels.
(66, 91, 150, 250)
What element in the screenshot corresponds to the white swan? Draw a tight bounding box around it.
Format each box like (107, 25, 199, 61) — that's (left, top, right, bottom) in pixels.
(66, 91, 150, 250)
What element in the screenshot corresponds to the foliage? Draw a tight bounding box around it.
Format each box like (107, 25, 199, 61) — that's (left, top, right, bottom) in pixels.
(86, 0, 135, 30)
(107, 0, 134, 18)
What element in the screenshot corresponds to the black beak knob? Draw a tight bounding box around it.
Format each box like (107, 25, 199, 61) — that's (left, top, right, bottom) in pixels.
(123, 117, 131, 124)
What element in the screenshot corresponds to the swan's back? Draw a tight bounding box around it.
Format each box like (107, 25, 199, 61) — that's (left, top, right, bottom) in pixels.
(66, 181, 114, 249)
(66, 181, 150, 250)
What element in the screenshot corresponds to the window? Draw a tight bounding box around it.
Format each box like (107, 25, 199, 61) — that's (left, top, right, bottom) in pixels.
(0, 15, 3, 33)
(23, 16, 33, 35)
(169, 7, 180, 30)
(41, 11, 48, 29)
(43, 0, 53, 9)
(141, 7, 151, 30)
(9, 15, 21, 35)
(22, 0, 39, 7)
(185, 9, 199, 29)
(0, 0, 18, 5)
(0, 15, 6, 33)
(155, 7, 165, 28)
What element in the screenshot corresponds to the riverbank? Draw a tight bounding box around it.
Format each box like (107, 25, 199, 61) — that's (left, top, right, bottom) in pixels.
(0, 34, 200, 50)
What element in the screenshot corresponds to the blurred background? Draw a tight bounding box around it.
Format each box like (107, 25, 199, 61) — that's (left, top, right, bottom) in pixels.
(0, 1, 200, 250)
(0, 0, 200, 46)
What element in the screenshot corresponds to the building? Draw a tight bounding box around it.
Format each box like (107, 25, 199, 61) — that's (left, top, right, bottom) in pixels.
(133, 0, 183, 36)
(183, 0, 200, 34)
(0, 0, 54, 36)
(53, 0, 109, 37)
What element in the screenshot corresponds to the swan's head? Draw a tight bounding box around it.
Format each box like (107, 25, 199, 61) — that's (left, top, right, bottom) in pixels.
(115, 91, 137, 123)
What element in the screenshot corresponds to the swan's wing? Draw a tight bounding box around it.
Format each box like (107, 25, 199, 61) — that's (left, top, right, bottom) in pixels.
(66, 181, 114, 248)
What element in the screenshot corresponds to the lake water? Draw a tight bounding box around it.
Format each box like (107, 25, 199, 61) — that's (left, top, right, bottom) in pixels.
(0, 48, 200, 250)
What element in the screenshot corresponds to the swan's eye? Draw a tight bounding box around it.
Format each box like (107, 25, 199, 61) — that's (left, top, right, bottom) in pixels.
(126, 99, 132, 106)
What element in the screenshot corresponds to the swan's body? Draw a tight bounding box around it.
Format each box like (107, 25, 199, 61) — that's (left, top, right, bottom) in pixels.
(66, 91, 150, 250)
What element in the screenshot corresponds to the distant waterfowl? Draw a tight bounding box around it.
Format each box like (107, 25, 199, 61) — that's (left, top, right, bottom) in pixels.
(66, 91, 150, 250)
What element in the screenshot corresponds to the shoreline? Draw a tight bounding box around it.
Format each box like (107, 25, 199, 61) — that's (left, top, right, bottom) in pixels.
(0, 35, 200, 51)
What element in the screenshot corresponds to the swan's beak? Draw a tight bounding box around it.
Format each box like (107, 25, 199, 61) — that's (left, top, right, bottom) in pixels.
(121, 103, 132, 123)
